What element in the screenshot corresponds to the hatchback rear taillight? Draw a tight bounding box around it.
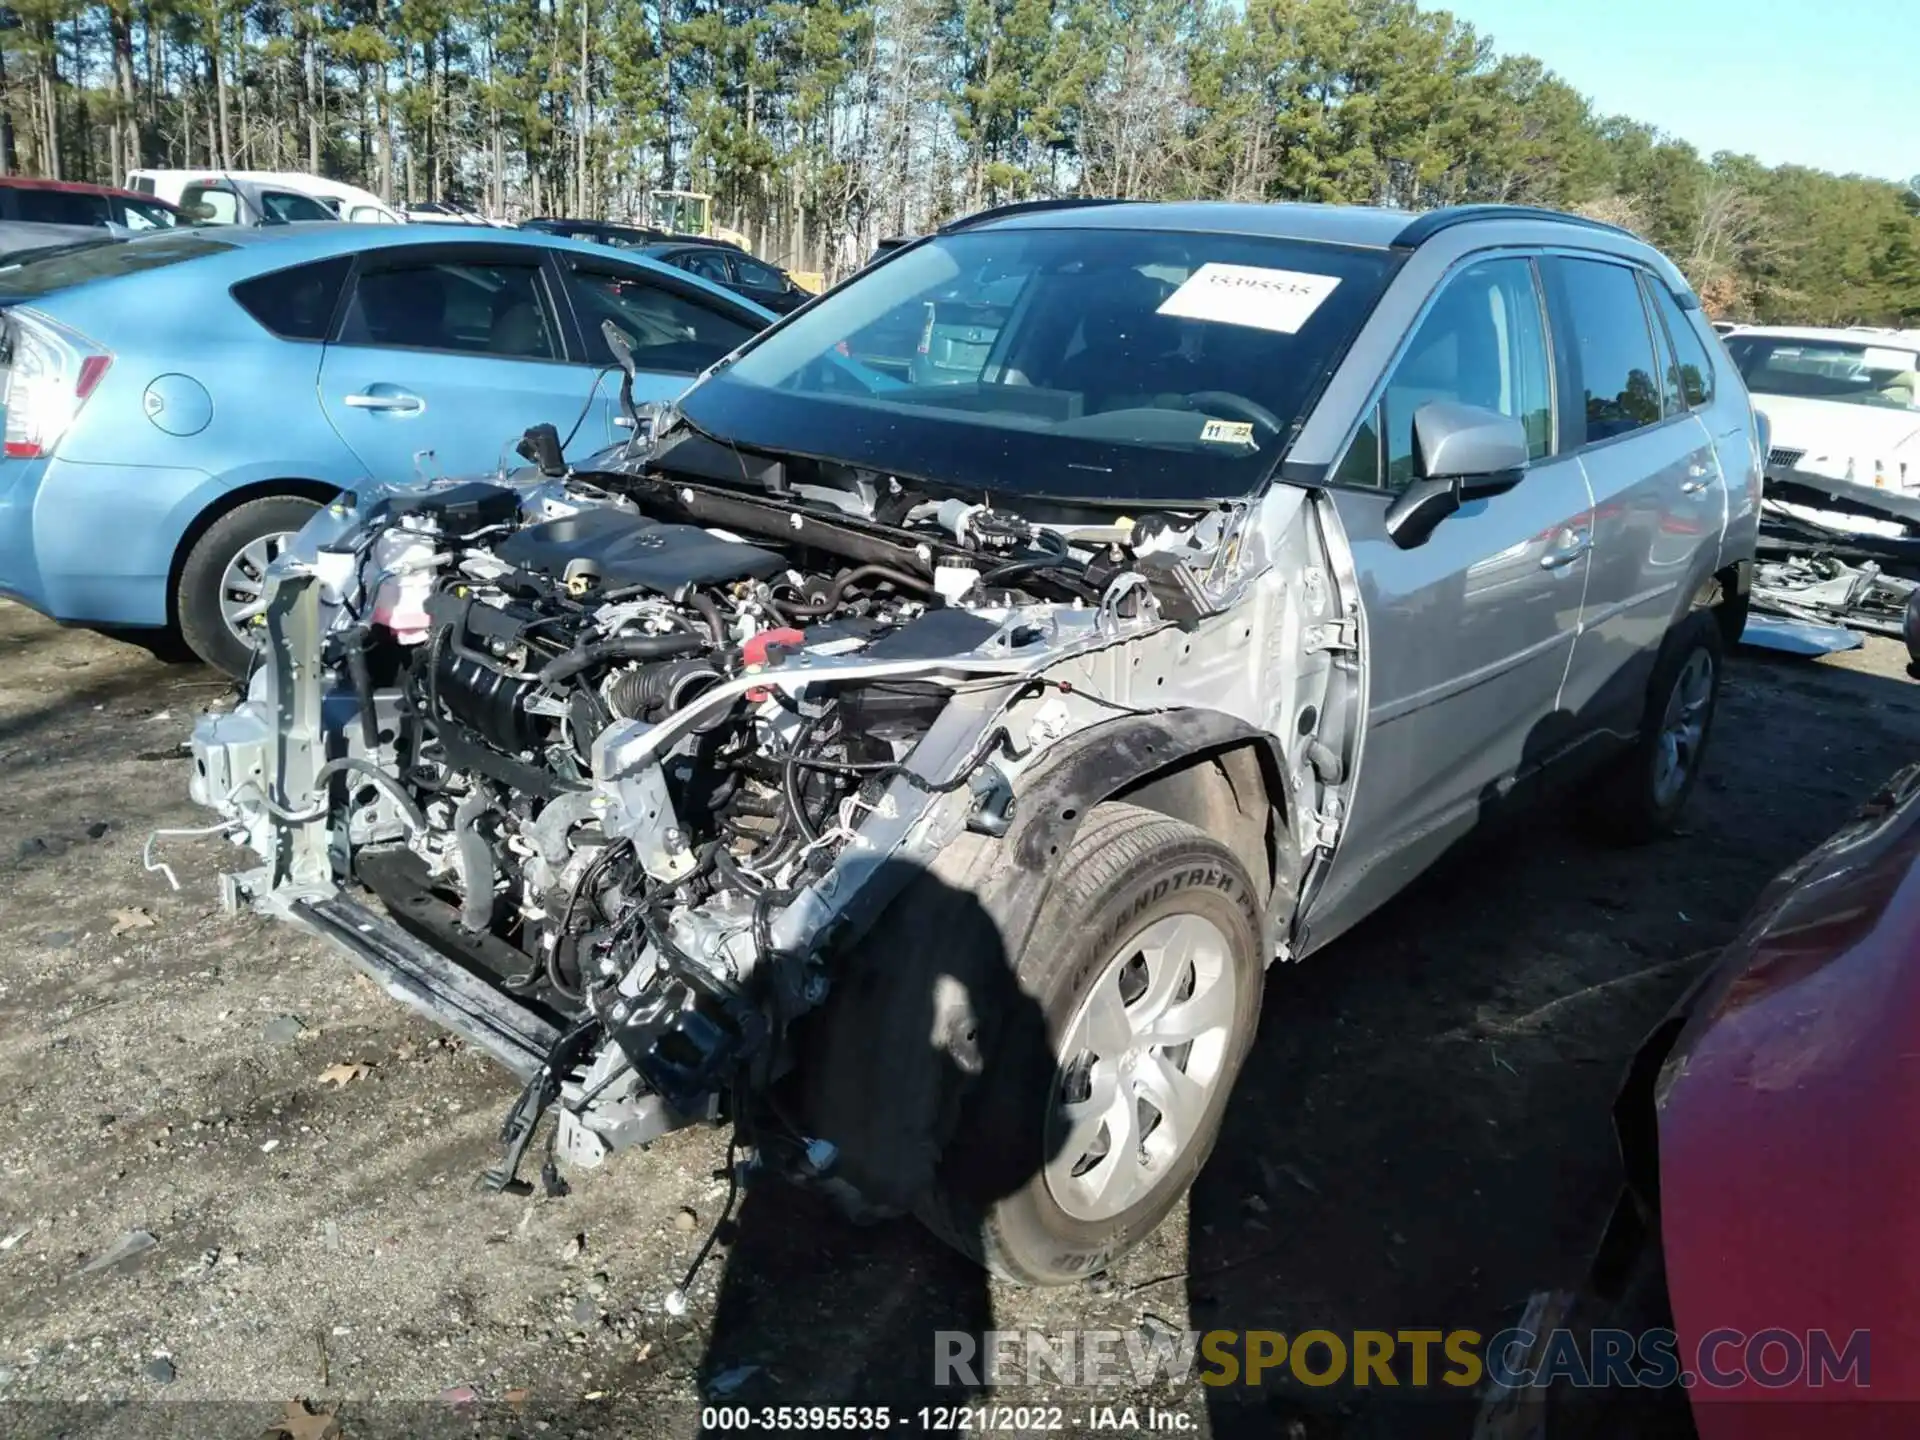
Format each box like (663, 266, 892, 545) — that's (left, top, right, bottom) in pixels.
(0, 310, 113, 459)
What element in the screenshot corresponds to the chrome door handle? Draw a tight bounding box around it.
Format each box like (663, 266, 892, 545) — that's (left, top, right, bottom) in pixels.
(1540, 530, 1591, 569)
(1679, 462, 1713, 494)
(342, 390, 424, 414)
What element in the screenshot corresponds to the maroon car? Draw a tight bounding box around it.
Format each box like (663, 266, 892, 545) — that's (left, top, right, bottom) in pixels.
(1606, 761, 1920, 1434)
(0, 176, 183, 232)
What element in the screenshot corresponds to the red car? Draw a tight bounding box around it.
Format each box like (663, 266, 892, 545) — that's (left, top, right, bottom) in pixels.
(1482, 766, 1920, 1437)
(0, 176, 183, 232)
(1604, 762, 1920, 1434)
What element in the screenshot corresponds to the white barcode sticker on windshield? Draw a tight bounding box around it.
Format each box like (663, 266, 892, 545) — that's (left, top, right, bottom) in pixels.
(1157, 264, 1341, 334)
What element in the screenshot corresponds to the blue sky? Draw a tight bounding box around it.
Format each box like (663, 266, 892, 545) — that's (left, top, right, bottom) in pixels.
(1444, 0, 1914, 183)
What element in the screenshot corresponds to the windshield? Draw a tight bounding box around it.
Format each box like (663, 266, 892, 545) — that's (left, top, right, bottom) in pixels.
(0, 233, 233, 297)
(679, 226, 1397, 503)
(1726, 335, 1919, 411)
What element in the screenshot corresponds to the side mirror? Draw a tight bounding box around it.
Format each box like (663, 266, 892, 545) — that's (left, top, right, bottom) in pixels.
(516, 422, 567, 477)
(1383, 401, 1529, 549)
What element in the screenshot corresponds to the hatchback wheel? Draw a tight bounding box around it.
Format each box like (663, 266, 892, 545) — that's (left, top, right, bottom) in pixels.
(917, 802, 1265, 1284)
(1589, 611, 1722, 843)
(176, 496, 321, 677)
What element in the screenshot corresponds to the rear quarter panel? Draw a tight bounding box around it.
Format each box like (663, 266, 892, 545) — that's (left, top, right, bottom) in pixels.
(19, 253, 362, 623)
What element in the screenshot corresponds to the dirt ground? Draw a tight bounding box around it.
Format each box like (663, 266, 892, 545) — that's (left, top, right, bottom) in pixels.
(1, 597, 1915, 1440)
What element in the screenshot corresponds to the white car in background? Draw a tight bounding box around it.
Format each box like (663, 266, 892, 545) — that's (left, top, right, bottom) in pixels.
(1722, 325, 1920, 491)
(125, 168, 406, 224)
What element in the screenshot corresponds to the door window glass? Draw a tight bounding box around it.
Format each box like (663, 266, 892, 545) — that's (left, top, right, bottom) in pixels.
(1555, 258, 1663, 442)
(676, 249, 734, 283)
(568, 268, 758, 374)
(1336, 257, 1553, 490)
(339, 259, 558, 359)
(261, 190, 335, 223)
(1642, 276, 1685, 417)
(1645, 282, 1716, 408)
(14, 189, 114, 226)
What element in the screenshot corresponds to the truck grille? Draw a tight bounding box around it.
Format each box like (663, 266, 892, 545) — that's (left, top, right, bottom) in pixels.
(1768, 446, 1806, 470)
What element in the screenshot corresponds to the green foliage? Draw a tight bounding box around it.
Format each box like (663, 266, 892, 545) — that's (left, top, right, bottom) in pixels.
(0, 0, 1913, 316)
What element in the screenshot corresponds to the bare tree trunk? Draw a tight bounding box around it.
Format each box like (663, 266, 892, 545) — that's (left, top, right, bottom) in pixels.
(574, 0, 588, 215)
(107, 3, 137, 179)
(357, 64, 370, 179)
(237, 25, 250, 166)
(212, 15, 233, 168)
(0, 42, 15, 175)
(375, 0, 393, 199)
(40, 43, 60, 181)
(304, 7, 320, 172)
(403, 44, 416, 201)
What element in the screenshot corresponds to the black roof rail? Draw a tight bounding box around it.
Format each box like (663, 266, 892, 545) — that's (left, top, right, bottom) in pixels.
(1392, 204, 1637, 250)
(938, 196, 1134, 234)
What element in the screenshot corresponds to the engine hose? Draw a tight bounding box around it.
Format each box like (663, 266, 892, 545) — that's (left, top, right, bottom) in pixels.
(536, 630, 706, 686)
(781, 564, 935, 618)
(783, 712, 823, 843)
(345, 627, 379, 752)
(311, 756, 431, 835)
(452, 793, 495, 934)
(605, 658, 725, 720)
(689, 591, 728, 646)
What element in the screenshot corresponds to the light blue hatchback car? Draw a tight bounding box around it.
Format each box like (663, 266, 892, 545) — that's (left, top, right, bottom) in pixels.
(0, 223, 773, 672)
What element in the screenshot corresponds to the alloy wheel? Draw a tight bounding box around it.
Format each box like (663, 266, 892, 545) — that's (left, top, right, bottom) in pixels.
(217, 531, 296, 648)
(1652, 647, 1715, 808)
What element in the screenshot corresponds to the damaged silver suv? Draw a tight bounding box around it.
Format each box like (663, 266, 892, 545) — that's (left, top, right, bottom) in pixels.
(187, 201, 1760, 1284)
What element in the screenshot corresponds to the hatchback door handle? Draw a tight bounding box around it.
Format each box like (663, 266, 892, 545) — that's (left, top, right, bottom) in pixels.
(343, 390, 424, 414)
(1540, 530, 1591, 569)
(1679, 462, 1713, 494)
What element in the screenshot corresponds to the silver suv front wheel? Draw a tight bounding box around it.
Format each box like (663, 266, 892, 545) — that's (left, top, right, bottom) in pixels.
(918, 802, 1267, 1285)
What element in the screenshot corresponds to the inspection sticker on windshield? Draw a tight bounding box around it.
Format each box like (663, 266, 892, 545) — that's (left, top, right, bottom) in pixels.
(1157, 264, 1341, 334)
(1200, 419, 1256, 447)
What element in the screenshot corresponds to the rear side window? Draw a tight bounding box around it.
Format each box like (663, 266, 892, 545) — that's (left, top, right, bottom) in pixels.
(1643, 281, 1716, 409)
(231, 256, 352, 341)
(567, 267, 757, 374)
(13, 188, 113, 226)
(339, 258, 559, 360)
(1550, 258, 1663, 443)
(1333, 257, 1553, 491)
(183, 185, 241, 224)
(734, 256, 786, 290)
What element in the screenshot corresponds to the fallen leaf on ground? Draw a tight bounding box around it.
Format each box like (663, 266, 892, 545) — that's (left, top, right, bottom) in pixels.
(263, 1398, 339, 1440)
(316, 1062, 374, 1089)
(77, 1228, 157, 1275)
(110, 908, 157, 936)
(505, 1387, 529, 1409)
